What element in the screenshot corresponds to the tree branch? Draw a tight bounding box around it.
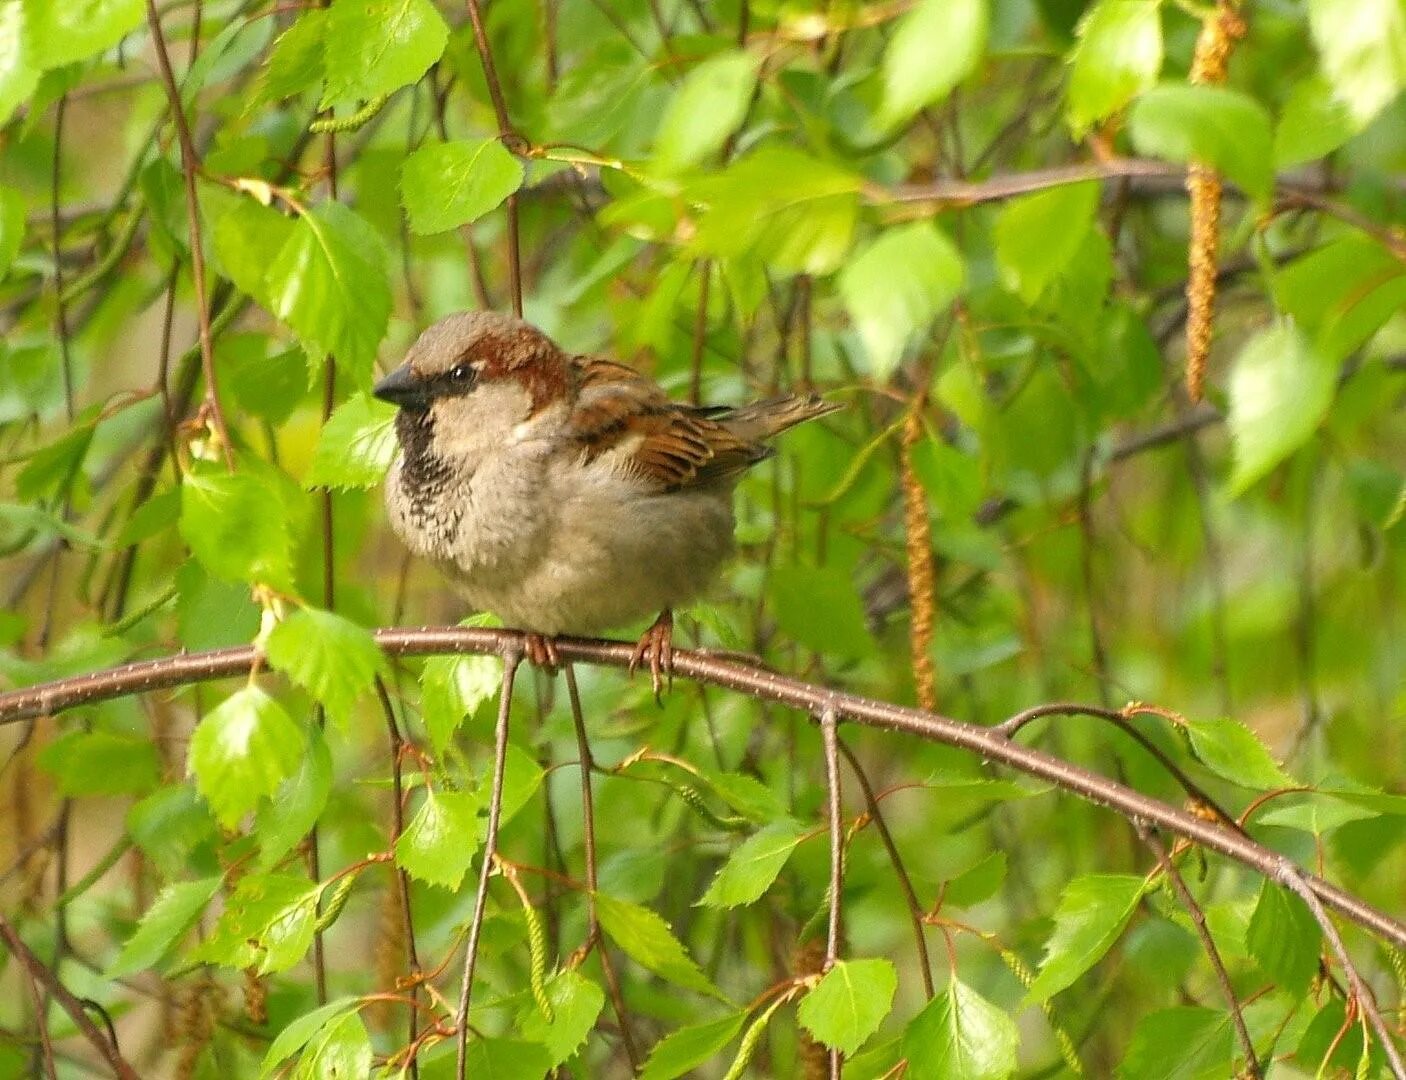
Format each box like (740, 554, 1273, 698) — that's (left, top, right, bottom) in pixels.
(2, 627, 1404, 952)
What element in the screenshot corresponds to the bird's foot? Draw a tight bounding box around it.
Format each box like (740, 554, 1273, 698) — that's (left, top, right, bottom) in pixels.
(523, 633, 560, 672)
(628, 609, 674, 704)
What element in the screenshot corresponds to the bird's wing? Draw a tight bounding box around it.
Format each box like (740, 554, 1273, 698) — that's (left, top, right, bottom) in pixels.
(566, 358, 766, 492)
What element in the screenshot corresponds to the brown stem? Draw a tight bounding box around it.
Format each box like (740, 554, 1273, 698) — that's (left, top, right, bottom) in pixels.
(0, 912, 140, 1080)
(377, 676, 420, 1078)
(455, 648, 521, 1078)
(3, 629, 1404, 951)
(819, 709, 843, 1080)
(144, 0, 232, 468)
(1134, 821, 1260, 1077)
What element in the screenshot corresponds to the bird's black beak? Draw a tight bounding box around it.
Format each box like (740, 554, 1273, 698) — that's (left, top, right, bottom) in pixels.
(373, 364, 429, 410)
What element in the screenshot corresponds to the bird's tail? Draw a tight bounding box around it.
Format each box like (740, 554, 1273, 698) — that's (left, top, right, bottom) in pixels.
(714, 395, 844, 442)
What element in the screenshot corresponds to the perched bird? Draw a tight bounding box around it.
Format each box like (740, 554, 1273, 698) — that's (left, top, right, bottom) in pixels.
(374, 311, 840, 693)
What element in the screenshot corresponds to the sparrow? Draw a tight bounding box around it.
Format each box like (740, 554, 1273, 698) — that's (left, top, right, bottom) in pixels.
(373, 310, 841, 693)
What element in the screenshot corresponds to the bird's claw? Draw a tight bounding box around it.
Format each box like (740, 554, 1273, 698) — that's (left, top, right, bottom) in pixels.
(524, 633, 560, 672)
(628, 610, 674, 704)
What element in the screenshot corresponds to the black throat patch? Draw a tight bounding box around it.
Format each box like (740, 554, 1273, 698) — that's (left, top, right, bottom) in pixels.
(395, 409, 456, 522)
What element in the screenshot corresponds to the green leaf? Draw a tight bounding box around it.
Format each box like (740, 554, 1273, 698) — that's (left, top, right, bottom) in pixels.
(698, 819, 809, 909)
(1025, 873, 1146, 1002)
(639, 1012, 747, 1080)
(305, 393, 398, 489)
(1225, 323, 1335, 496)
(0, 185, 23, 280)
(0, 2, 40, 127)
(797, 958, 898, 1057)
(459, 1038, 552, 1080)
(265, 606, 387, 721)
(194, 872, 319, 972)
(1274, 238, 1406, 363)
(293, 1009, 373, 1079)
(26, 0, 142, 70)
(223, 340, 309, 425)
(1129, 84, 1274, 201)
(1116, 1006, 1232, 1080)
(1308, 0, 1406, 129)
(37, 730, 160, 797)
(264, 202, 391, 389)
(652, 50, 758, 173)
(127, 786, 218, 878)
(261, 998, 360, 1077)
(944, 851, 1008, 909)
(255, 10, 326, 105)
(1246, 881, 1321, 995)
(400, 138, 526, 235)
(840, 222, 964, 379)
(394, 788, 482, 889)
(1274, 76, 1356, 167)
(105, 877, 221, 978)
(994, 181, 1100, 305)
(878, 0, 988, 131)
(179, 465, 296, 590)
(768, 566, 874, 659)
(902, 976, 1019, 1080)
(17, 423, 93, 501)
(188, 686, 305, 828)
(212, 200, 297, 310)
(420, 653, 504, 753)
(1184, 716, 1297, 789)
(320, 0, 449, 108)
(518, 970, 605, 1067)
(1066, 0, 1163, 137)
(254, 727, 333, 871)
(595, 893, 725, 1000)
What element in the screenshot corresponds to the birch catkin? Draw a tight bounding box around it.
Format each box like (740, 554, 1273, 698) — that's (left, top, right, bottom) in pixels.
(901, 411, 939, 711)
(1185, 2, 1247, 403)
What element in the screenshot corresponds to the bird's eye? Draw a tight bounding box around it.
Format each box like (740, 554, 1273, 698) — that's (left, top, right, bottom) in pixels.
(449, 363, 471, 381)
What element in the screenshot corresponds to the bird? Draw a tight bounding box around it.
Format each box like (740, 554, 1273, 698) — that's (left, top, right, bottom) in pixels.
(373, 310, 841, 694)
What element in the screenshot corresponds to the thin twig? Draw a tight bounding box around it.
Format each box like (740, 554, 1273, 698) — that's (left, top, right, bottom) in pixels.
(4, 630, 1405, 951)
(1275, 859, 1406, 1079)
(819, 708, 843, 1080)
(1134, 820, 1260, 1077)
(455, 647, 521, 1079)
(144, 0, 233, 468)
(564, 665, 640, 1070)
(837, 739, 935, 998)
(376, 676, 420, 1080)
(0, 912, 140, 1080)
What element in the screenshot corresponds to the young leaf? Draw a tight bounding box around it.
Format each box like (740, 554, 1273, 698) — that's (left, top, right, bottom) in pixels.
(901, 976, 1019, 1080)
(320, 0, 448, 108)
(255, 727, 333, 870)
(1274, 76, 1355, 168)
(187, 686, 305, 827)
(1129, 85, 1274, 201)
(264, 202, 390, 390)
(305, 393, 398, 489)
(420, 653, 504, 752)
(255, 10, 327, 106)
(38, 731, 160, 797)
(1246, 881, 1321, 995)
(797, 958, 898, 1057)
(518, 970, 606, 1067)
(1184, 716, 1297, 789)
(1225, 323, 1335, 496)
(878, 0, 988, 131)
(295, 1009, 373, 1079)
(194, 873, 320, 972)
(698, 819, 809, 909)
(595, 893, 726, 1000)
(651, 50, 758, 173)
(944, 851, 1008, 909)
(1066, 0, 1163, 137)
(639, 1012, 747, 1080)
(179, 465, 296, 591)
(105, 877, 221, 978)
(261, 998, 360, 1077)
(839, 222, 964, 379)
(1025, 874, 1146, 1002)
(264, 606, 387, 721)
(394, 788, 482, 890)
(27, 0, 143, 70)
(1307, 0, 1406, 129)
(1116, 1006, 1232, 1080)
(460, 1038, 553, 1079)
(994, 182, 1100, 305)
(400, 138, 525, 235)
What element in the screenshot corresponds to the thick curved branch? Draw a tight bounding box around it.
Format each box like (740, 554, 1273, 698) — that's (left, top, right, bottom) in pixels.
(1, 627, 1404, 951)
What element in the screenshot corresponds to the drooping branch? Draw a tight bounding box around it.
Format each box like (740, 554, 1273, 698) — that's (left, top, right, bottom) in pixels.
(1, 627, 1404, 954)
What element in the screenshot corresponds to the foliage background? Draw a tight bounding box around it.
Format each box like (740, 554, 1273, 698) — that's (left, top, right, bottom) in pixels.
(1, 0, 1405, 1076)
